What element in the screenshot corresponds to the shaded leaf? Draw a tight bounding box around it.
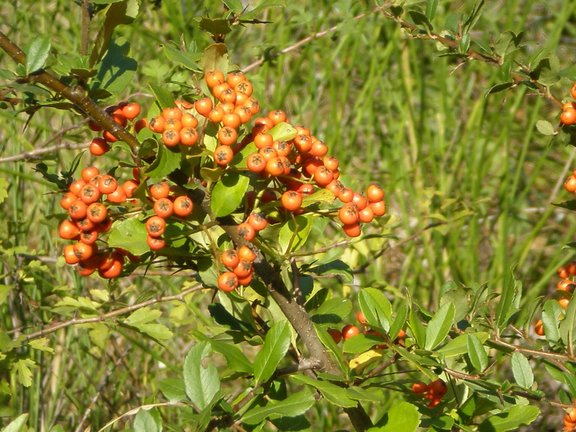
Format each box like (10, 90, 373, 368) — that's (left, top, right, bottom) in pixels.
(107, 217, 149, 256)
(241, 390, 315, 425)
(291, 374, 357, 408)
(358, 288, 392, 333)
(211, 171, 250, 217)
(536, 120, 556, 136)
(26, 36, 51, 74)
(372, 401, 421, 432)
(278, 215, 313, 254)
(146, 141, 181, 181)
(479, 405, 539, 431)
(425, 302, 454, 350)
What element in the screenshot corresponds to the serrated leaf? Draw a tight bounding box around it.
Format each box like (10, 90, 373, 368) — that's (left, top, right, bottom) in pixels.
(511, 352, 533, 389)
(374, 401, 421, 432)
(210, 171, 250, 217)
(125, 307, 162, 326)
(107, 217, 149, 256)
(95, 40, 137, 94)
(11, 358, 35, 387)
(0, 177, 9, 205)
(425, 302, 454, 350)
(183, 342, 221, 410)
(199, 18, 232, 36)
(278, 215, 313, 254)
(26, 36, 51, 74)
(467, 334, 488, 372)
(253, 321, 291, 386)
(291, 374, 357, 408)
(29, 337, 54, 353)
(536, 120, 556, 136)
(479, 405, 539, 431)
(2, 413, 29, 432)
(359, 288, 392, 333)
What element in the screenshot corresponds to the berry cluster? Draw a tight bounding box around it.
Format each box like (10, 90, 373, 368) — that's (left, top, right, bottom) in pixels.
(560, 82, 576, 126)
(89, 102, 145, 156)
(145, 181, 194, 250)
(328, 311, 406, 346)
(58, 167, 139, 278)
(217, 245, 257, 292)
(411, 379, 448, 408)
(533, 262, 576, 336)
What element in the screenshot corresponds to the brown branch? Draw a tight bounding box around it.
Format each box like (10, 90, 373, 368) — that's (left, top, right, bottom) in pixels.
(490, 336, 576, 363)
(0, 31, 140, 148)
(21, 284, 203, 341)
(200, 191, 373, 431)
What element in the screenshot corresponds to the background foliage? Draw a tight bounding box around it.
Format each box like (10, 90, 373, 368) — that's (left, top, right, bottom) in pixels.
(1, 0, 576, 431)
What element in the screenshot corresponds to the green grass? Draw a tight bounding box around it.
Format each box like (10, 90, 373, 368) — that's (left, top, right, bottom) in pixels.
(1, 0, 576, 429)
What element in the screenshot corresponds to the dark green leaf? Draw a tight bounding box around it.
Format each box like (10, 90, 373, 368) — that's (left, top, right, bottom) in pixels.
(560, 292, 576, 347)
(553, 200, 576, 211)
(425, 0, 438, 20)
(26, 37, 51, 74)
(511, 352, 533, 389)
(253, 321, 291, 386)
(424, 302, 454, 350)
(211, 171, 250, 217)
(312, 297, 352, 324)
(200, 18, 232, 36)
(208, 339, 252, 374)
(485, 82, 515, 96)
(107, 217, 149, 256)
(408, 11, 433, 32)
(307, 260, 353, 284)
(163, 43, 201, 71)
(95, 40, 137, 94)
(408, 307, 427, 349)
(358, 288, 392, 333)
(158, 377, 187, 402)
(183, 342, 221, 410)
(496, 270, 521, 330)
(241, 390, 315, 425)
(90, 2, 136, 66)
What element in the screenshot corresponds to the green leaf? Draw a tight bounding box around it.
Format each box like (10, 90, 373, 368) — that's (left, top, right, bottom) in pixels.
(358, 288, 392, 333)
(437, 332, 489, 357)
(467, 334, 488, 372)
(90, 2, 137, 66)
(183, 342, 221, 410)
(211, 171, 250, 217)
(408, 11, 433, 32)
(253, 321, 291, 386)
(560, 292, 576, 347)
(478, 405, 539, 431)
(107, 217, 149, 256)
(241, 390, 315, 425)
(149, 83, 174, 110)
(163, 43, 200, 71)
(408, 307, 427, 349)
(123, 307, 173, 342)
(29, 337, 54, 354)
(200, 43, 229, 74)
(11, 358, 35, 388)
(158, 377, 187, 402)
(541, 299, 561, 343)
(268, 121, 298, 142)
(536, 120, 556, 136)
(372, 401, 421, 432)
(278, 215, 313, 254)
(0, 177, 8, 205)
(133, 408, 161, 432)
(307, 260, 353, 284)
(496, 270, 521, 330)
(26, 36, 51, 74)
(424, 302, 454, 350)
(511, 352, 533, 389)
(485, 82, 515, 96)
(389, 302, 408, 341)
(208, 339, 253, 374)
(291, 374, 357, 408)
(146, 141, 182, 181)
(95, 40, 137, 94)
(2, 413, 29, 432)
(125, 307, 162, 326)
(312, 297, 352, 324)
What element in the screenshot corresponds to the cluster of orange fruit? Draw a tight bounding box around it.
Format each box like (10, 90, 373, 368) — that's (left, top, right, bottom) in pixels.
(217, 245, 258, 291)
(411, 379, 448, 408)
(88, 102, 146, 155)
(560, 82, 576, 126)
(534, 262, 576, 336)
(328, 311, 406, 347)
(58, 167, 140, 278)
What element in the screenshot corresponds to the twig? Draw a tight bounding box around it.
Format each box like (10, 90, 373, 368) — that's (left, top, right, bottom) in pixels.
(0, 31, 139, 148)
(96, 401, 188, 432)
(20, 284, 203, 341)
